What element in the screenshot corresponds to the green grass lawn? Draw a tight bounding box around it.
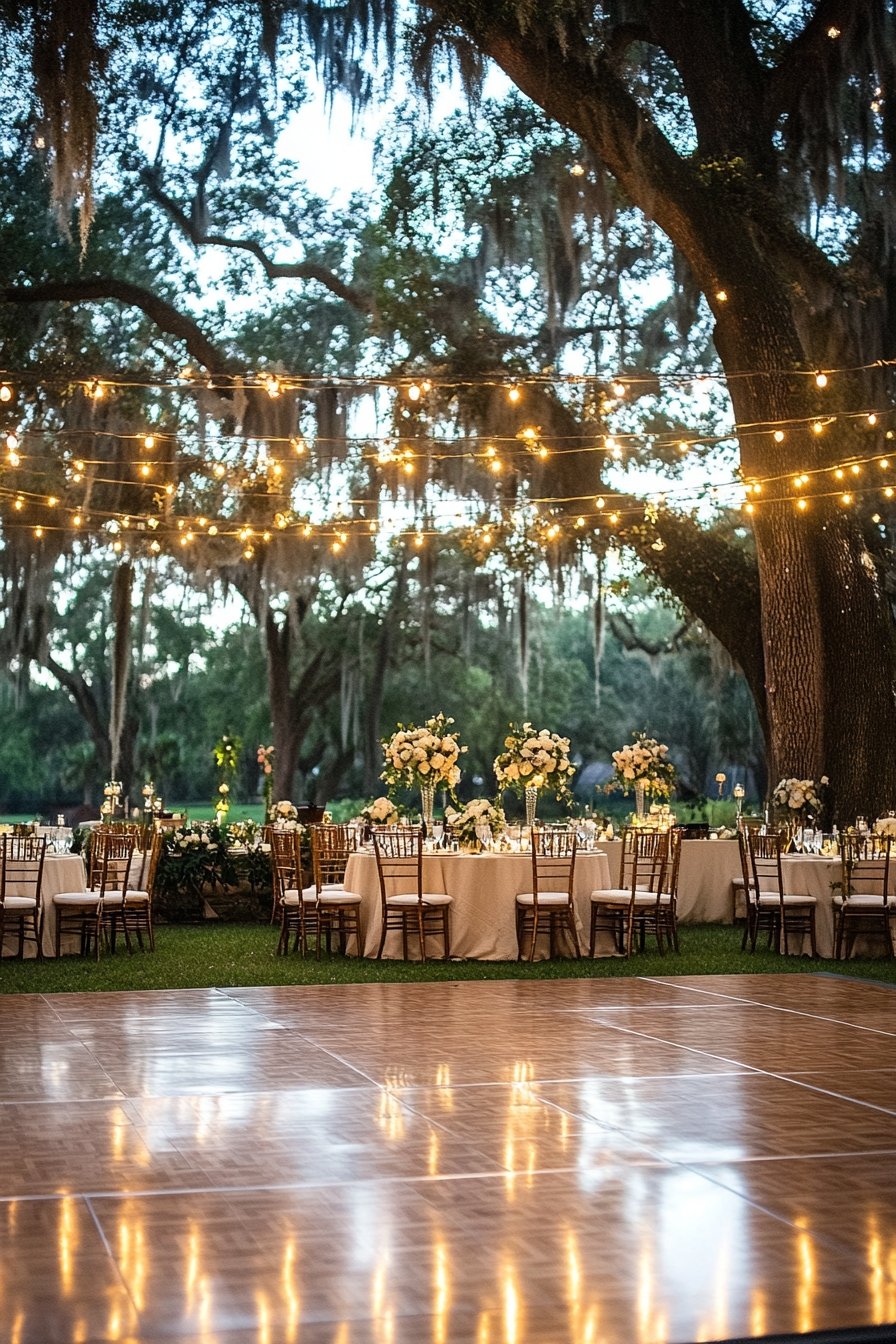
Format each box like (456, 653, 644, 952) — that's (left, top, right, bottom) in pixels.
(2, 922, 895, 994)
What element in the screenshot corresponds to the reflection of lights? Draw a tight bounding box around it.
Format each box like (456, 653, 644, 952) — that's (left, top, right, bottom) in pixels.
(712, 1230, 730, 1340)
(58, 1196, 75, 1295)
(795, 1218, 815, 1335)
(376, 1090, 405, 1141)
(502, 1256, 521, 1344)
(750, 1288, 767, 1338)
(433, 1239, 450, 1344)
(282, 1239, 300, 1342)
(255, 1289, 271, 1344)
(428, 1128, 441, 1176)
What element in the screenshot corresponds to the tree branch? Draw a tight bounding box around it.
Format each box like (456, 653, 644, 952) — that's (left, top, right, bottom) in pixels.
(765, 0, 877, 122)
(2, 277, 235, 377)
(141, 169, 378, 316)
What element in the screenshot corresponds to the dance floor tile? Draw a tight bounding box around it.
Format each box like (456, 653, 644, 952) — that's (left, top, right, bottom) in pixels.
(3, 974, 896, 1343)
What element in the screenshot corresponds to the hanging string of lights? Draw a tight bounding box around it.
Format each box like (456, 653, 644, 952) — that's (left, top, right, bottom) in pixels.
(0, 359, 894, 559)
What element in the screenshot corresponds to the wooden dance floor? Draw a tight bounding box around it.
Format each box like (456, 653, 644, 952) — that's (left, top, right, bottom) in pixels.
(3, 973, 896, 1343)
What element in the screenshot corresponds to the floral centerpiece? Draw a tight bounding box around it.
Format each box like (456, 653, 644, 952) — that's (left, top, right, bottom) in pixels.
(359, 796, 399, 827)
(269, 799, 299, 827)
(772, 776, 828, 843)
(493, 722, 576, 826)
(445, 798, 506, 853)
(772, 777, 823, 817)
(609, 732, 676, 821)
(381, 712, 465, 829)
(214, 781, 231, 818)
(257, 744, 274, 814)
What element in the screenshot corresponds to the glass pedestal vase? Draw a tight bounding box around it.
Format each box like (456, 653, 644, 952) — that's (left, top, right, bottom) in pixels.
(419, 783, 435, 838)
(525, 786, 538, 829)
(634, 779, 647, 823)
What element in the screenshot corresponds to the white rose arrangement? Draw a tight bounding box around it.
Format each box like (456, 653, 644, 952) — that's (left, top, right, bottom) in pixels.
(772, 778, 822, 814)
(874, 816, 896, 837)
(360, 796, 399, 826)
(493, 722, 576, 799)
(609, 733, 676, 798)
(269, 799, 299, 826)
(381, 713, 465, 794)
(445, 797, 506, 852)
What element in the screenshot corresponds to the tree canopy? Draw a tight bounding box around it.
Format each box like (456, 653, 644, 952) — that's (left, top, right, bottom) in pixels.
(1, 1, 895, 819)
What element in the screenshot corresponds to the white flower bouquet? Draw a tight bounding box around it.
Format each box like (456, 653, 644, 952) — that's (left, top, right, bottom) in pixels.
(445, 797, 506, 852)
(359, 796, 399, 826)
(493, 722, 576, 799)
(772, 778, 822, 814)
(875, 815, 896, 837)
(381, 713, 465, 793)
(269, 799, 298, 826)
(609, 733, 676, 798)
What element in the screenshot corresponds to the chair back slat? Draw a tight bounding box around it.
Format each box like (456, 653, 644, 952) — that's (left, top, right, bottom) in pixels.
(0, 834, 47, 905)
(748, 829, 786, 897)
(530, 828, 577, 904)
(373, 826, 423, 904)
(310, 824, 359, 890)
(89, 831, 135, 898)
(621, 830, 668, 899)
(269, 829, 299, 900)
(841, 834, 893, 903)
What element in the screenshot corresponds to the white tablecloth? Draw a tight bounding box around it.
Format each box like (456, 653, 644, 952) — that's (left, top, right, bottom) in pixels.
(0, 854, 86, 958)
(2, 849, 150, 958)
(601, 838, 743, 922)
(343, 850, 612, 960)
(779, 854, 843, 958)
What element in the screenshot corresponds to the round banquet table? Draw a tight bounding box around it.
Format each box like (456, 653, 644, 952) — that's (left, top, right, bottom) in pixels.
(2, 849, 150, 959)
(600, 837, 743, 923)
(0, 853, 86, 958)
(343, 849, 612, 960)
(779, 854, 842, 958)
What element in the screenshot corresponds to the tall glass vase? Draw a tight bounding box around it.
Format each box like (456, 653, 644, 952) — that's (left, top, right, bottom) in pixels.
(634, 778, 647, 822)
(419, 783, 435, 838)
(525, 786, 538, 829)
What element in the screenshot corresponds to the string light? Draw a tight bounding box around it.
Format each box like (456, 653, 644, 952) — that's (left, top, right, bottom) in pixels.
(0, 383, 12, 403)
(815, 371, 828, 388)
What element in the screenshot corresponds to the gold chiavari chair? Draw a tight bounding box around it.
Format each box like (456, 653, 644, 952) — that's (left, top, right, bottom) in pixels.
(0, 834, 47, 959)
(835, 833, 896, 959)
(53, 830, 135, 959)
(372, 826, 451, 962)
(309, 824, 363, 957)
(589, 829, 668, 957)
(747, 829, 817, 956)
(515, 827, 580, 961)
(633, 826, 681, 954)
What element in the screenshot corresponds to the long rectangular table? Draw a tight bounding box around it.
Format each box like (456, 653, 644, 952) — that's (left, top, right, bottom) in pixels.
(343, 849, 612, 960)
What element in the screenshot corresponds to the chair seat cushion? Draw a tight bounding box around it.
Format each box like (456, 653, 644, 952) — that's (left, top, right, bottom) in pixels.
(385, 893, 452, 907)
(1, 896, 37, 910)
(283, 883, 346, 904)
(54, 891, 124, 906)
(516, 891, 571, 906)
(590, 887, 657, 904)
(318, 889, 362, 905)
(125, 889, 149, 902)
(755, 892, 816, 906)
(834, 893, 896, 908)
(632, 892, 673, 906)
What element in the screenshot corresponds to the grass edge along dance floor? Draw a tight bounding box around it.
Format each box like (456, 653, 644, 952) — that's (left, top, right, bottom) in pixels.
(5, 921, 896, 993)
